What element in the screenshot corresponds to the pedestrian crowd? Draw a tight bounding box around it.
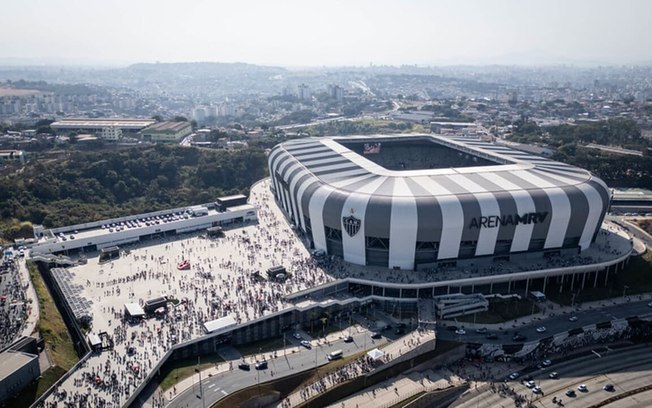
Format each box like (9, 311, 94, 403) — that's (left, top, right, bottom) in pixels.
(0, 254, 28, 350)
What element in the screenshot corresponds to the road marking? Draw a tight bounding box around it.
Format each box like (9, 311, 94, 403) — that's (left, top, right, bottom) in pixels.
(221, 390, 228, 395)
(208, 384, 215, 388)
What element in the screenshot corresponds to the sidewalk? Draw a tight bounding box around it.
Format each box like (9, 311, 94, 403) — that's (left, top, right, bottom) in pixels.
(275, 329, 436, 408)
(326, 369, 464, 408)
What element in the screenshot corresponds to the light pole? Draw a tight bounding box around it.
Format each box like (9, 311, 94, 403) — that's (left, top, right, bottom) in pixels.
(194, 368, 205, 408)
(623, 285, 629, 299)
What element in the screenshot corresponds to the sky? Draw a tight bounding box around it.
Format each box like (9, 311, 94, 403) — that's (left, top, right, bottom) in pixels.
(1, 0, 651, 67)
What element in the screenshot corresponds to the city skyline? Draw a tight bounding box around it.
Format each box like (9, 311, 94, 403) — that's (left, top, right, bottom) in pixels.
(2, 0, 652, 67)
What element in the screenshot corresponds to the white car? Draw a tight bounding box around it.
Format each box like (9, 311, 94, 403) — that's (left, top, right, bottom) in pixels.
(542, 359, 552, 367)
(536, 326, 547, 333)
(569, 316, 578, 322)
(526, 380, 536, 388)
(455, 329, 466, 335)
(578, 384, 588, 392)
(532, 386, 542, 394)
(508, 372, 520, 380)
(292, 333, 302, 340)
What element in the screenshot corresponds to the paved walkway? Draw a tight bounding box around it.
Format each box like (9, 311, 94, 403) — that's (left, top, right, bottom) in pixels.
(327, 369, 463, 408)
(274, 329, 436, 408)
(17, 257, 39, 338)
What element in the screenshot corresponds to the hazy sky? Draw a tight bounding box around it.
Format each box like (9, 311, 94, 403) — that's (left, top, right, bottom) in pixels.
(2, 0, 651, 66)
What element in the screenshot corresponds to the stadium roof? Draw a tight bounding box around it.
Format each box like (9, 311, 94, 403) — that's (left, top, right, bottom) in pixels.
(270, 134, 604, 197)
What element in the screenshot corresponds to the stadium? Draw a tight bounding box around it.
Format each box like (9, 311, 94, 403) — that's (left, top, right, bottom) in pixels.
(268, 134, 611, 270)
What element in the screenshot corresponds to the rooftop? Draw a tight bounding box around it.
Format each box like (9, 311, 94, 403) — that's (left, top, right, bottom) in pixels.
(142, 121, 192, 132)
(0, 350, 37, 381)
(50, 118, 156, 129)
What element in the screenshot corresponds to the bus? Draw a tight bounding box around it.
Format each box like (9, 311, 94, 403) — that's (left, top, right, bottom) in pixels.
(327, 349, 343, 361)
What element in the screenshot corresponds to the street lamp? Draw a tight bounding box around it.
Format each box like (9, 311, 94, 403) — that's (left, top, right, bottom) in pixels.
(195, 356, 207, 408)
(194, 366, 206, 408)
(623, 285, 630, 299)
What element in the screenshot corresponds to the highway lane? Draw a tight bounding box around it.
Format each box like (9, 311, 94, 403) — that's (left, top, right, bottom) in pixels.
(436, 298, 652, 345)
(451, 345, 652, 408)
(167, 329, 387, 408)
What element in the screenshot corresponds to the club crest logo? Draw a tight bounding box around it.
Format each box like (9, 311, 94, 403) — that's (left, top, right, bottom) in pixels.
(342, 209, 361, 237)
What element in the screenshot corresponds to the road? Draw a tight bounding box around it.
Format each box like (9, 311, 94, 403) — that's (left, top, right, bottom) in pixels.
(612, 215, 652, 248)
(436, 298, 652, 345)
(166, 329, 387, 408)
(451, 344, 652, 408)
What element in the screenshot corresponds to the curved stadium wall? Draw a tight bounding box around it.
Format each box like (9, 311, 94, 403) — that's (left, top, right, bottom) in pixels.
(268, 135, 610, 270)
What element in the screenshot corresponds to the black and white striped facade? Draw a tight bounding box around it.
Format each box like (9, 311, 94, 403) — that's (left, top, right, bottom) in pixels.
(269, 135, 610, 270)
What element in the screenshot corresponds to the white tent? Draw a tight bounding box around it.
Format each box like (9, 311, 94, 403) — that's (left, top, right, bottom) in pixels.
(367, 348, 385, 361)
(124, 303, 146, 318)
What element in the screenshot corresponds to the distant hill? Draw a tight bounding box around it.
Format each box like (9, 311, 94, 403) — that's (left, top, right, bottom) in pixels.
(125, 61, 287, 77)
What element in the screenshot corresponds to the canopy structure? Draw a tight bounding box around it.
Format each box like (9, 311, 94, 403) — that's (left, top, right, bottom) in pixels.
(124, 303, 146, 318)
(87, 333, 102, 349)
(367, 348, 385, 361)
(203, 315, 237, 333)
